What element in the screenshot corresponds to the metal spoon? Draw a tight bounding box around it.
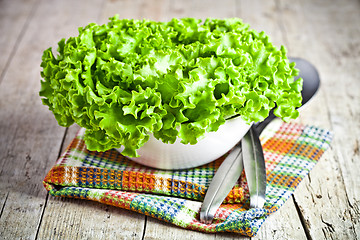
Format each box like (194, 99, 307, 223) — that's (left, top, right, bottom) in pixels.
(255, 57, 320, 132)
(242, 57, 321, 209)
(200, 57, 320, 224)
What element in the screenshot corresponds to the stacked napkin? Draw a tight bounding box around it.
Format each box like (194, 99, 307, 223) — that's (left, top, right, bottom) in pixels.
(43, 120, 332, 237)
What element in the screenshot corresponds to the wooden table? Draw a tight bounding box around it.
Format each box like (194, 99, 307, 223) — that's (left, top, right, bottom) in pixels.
(0, 0, 359, 239)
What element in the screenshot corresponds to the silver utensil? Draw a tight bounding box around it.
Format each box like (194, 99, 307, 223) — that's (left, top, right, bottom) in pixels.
(199, 142, 244, 224)
(242, 125, 266, 209)
(199, 57, 320, 224)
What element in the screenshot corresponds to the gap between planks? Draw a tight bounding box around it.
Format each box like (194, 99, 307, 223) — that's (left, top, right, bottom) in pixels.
(141, 215, 148, 240)
(292, 195, 313, 240)
(0, 192, 9, 220)
(34, 127, 69, 239)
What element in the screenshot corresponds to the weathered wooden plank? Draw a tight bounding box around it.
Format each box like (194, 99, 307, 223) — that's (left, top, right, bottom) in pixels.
(185, 0, 237, 19)
(0, 0, 38, 82)
(235, 0, 286, 50)
(143, 216, 250, 240)
(300, 2, 360, 234)
(0, 0, 105, 239)
(38, 196, 145, 240)
(292, 149, 358, 239)
(278, 0, 360, 239)
(99, 0, 171, 23)
(37, 123, 146, 240)
(254, 197, 307, 239)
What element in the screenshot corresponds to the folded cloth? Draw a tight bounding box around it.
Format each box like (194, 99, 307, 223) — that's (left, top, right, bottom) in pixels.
(43, 120, 332, 237)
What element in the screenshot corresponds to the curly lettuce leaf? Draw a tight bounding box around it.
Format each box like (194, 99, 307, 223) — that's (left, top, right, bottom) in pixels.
(40, 16, 302, 157)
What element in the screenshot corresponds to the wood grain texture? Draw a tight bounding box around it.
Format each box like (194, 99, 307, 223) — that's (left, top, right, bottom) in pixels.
(0, 0, 38, 83)
(254, 198, 308, 239)
(37, 196, 145, 240)
(0, 0, 358, 239)
(0, 0, 65, 237)
(0, 0, 105, 239)
(279, 0, 360, 239)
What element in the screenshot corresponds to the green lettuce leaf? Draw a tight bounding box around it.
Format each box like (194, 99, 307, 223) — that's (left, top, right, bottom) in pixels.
(40, 16, 302, 157)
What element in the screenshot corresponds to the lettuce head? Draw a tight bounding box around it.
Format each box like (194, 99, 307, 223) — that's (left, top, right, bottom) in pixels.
(40, 16, 302, 157)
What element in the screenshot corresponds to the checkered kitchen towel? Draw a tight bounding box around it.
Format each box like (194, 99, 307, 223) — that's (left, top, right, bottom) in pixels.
(43, 120, 332, 237)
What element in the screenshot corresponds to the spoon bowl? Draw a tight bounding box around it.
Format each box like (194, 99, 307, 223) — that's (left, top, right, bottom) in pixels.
(292, 57, 320, 108)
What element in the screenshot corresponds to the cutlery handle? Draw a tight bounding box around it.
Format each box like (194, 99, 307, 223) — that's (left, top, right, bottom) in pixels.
(200, 142, 244, 224)
(254, 112, 276, 134)
(242, 126, 266, 208)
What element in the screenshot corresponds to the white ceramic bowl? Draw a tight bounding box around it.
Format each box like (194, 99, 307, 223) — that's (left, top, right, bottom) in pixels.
(116, 116, 251, 170)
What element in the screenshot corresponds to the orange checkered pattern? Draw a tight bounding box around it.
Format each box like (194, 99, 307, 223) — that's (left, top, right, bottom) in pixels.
(43, 121, 332, 236)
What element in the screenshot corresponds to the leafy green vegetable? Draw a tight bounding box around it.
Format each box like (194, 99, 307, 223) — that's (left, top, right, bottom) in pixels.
(40, 16, 302, 157)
